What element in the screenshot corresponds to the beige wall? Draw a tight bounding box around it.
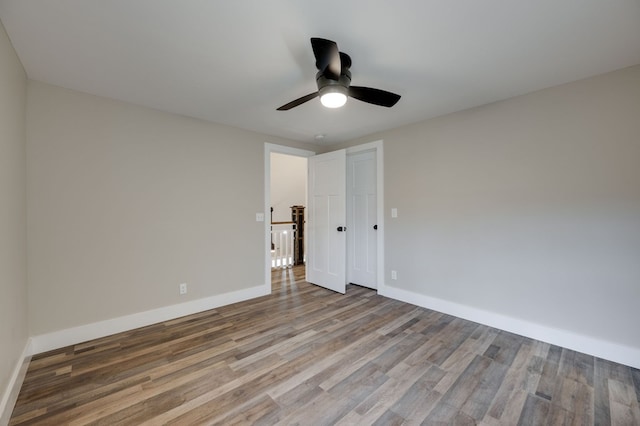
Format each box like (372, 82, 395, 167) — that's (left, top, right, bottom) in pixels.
(26, 81, 314, 335)
(340, 65, 640, 351)
(0, 18, 28, 412)
(270, 153, 307, 222)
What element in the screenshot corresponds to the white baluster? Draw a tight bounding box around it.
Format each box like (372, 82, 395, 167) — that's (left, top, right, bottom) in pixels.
(287, 225, 295, 268)
(285, 230, 292, 268)
(281, 230, 286, 268)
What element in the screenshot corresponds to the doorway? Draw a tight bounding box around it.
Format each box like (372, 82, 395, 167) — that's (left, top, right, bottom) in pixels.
(270, 152, 308, 269)
(264, 144, 315, 293)
(264, 141, 384, 295)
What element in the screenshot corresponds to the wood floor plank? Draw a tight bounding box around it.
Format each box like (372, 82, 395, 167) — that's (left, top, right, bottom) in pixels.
(370, 409, 405, 426)
(326, 361, 389, 405)
(517, 394, 551, 426)
(273, 388, 356, 426)
(213, 394, 280, 426)
(266, 332, 393, 400)
(460, 358, 509, 421)
(351, 363, 434, 421)
(494, 389, 529, 425)
(384, 365, 446, 420)
(436, 354, 493, 409)
(9, 264, 640, 425)
(485, 338, 536, 421)
(422, 401, 478, 425)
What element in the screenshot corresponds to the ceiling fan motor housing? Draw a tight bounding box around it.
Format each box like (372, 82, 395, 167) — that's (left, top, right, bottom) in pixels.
(316, 70, 351, 98)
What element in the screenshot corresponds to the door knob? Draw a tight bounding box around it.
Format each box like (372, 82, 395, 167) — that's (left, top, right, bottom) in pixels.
(373, 225, 378, 230)
(337, 226, 345, 232)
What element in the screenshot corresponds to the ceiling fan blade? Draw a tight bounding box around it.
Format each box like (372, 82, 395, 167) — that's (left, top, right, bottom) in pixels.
(310, 37, 341, 80)
(276, 92, 319, 111)
(348, 86, 401, 107)
(339, 52, 352, 71)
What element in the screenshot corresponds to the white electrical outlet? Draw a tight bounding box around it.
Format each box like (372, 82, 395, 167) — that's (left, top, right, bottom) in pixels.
(391, 208, 398, 218)
(256, 213, 265, 222)
(179, 283, 187, 295)
(391, 270, 397, 280)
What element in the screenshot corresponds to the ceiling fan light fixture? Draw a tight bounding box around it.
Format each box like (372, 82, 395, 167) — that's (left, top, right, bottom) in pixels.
(320, 91, 347, 108)
(319, 85, 347, 108)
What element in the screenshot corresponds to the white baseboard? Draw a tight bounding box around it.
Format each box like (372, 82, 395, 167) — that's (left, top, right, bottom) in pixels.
(30, 285, 269, 355)
(0, 339, 32, 426)
(380, 285, 640, 370)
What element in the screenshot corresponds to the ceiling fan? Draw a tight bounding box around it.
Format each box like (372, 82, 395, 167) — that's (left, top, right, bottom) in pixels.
(277, 38, 401, 111)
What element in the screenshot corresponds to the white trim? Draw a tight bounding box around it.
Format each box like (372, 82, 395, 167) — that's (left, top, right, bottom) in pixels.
(0, 339, 32, 425)
(346, 140, 385, 294)
(264, 143, 316, 292)
(380, 284, 640, 370)
(30, 285, 268, 355)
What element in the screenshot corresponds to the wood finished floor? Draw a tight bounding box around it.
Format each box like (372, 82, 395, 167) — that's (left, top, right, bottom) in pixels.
(10, 266, 640, 425)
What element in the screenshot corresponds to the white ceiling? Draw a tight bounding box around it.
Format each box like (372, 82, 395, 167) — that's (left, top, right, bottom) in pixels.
(1, 1, 639, 145)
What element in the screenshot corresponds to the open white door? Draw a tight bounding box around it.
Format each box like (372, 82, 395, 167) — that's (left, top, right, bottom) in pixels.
(306, 149, 346, 293)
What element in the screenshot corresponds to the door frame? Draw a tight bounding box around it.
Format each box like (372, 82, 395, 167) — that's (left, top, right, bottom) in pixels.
(263, 143, 315, 293)
(264, 140, 385, 294)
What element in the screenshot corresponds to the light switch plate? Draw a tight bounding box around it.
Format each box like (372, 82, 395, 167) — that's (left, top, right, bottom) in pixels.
(391, 208, 398, 218)
(256, 213, 265, 222)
